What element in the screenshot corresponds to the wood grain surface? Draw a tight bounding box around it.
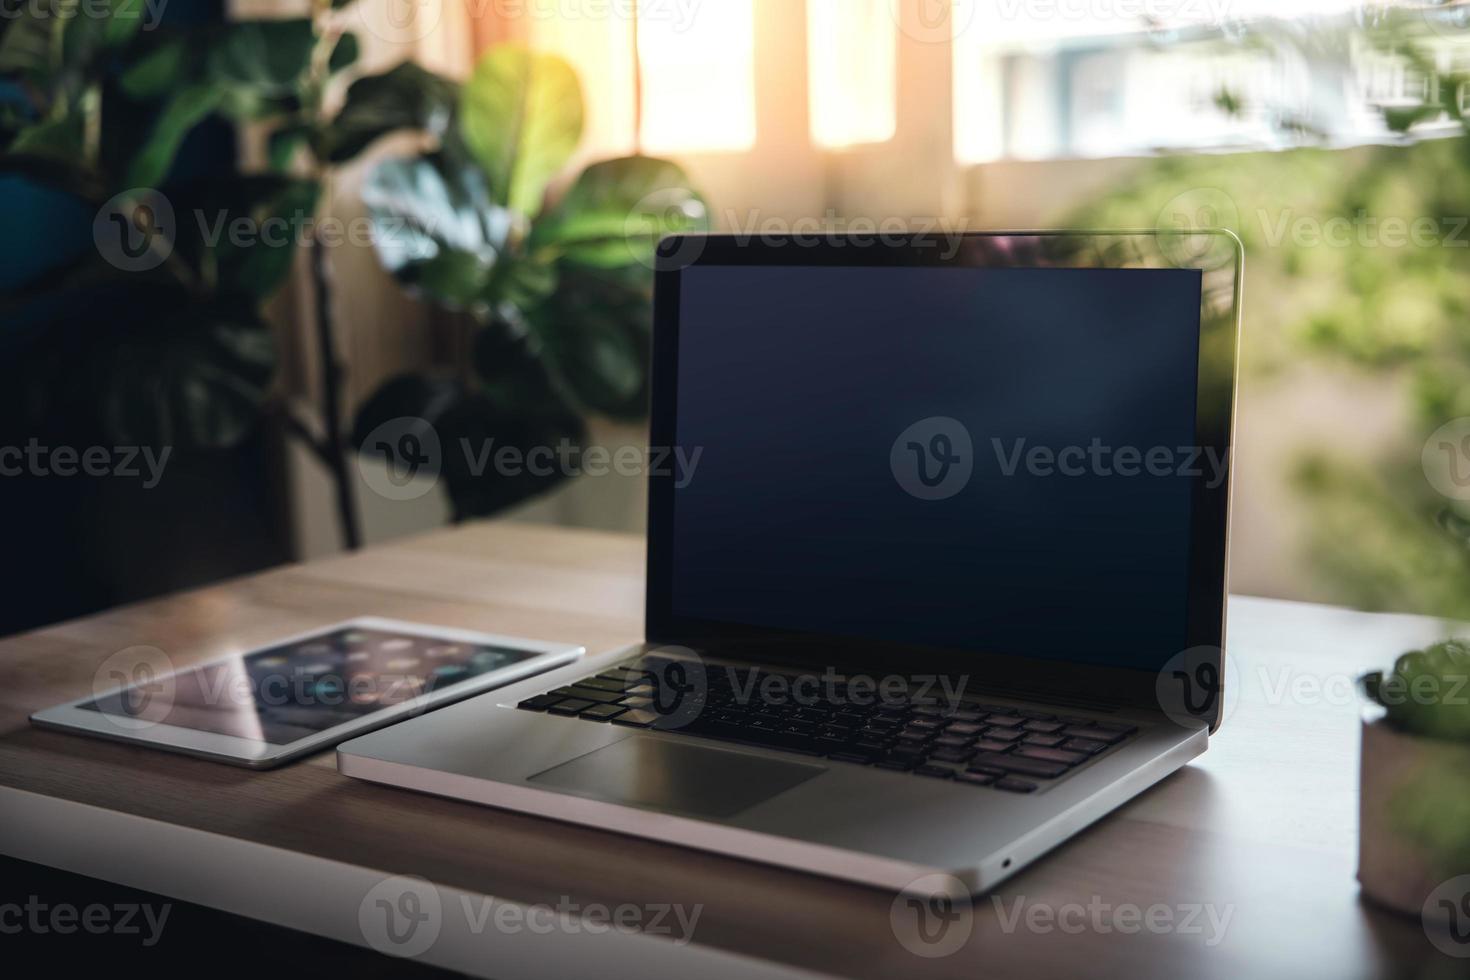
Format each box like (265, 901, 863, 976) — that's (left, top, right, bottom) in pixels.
(0, 521, 1461, 979)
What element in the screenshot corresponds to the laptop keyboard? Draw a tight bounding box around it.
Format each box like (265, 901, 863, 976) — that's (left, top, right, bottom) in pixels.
(517, 656, 1137, 794)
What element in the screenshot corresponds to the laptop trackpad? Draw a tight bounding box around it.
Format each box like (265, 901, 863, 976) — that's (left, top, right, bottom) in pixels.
(527, 736, 825, 819)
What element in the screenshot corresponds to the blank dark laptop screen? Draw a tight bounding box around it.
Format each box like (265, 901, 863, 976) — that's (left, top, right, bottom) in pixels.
(670, 264, 1205, 671)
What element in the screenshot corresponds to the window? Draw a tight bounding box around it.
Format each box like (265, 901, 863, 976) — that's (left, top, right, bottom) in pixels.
(807, 0, 897, 149)
(639, 0, 758, 153)
(952, 0, 1440, 162)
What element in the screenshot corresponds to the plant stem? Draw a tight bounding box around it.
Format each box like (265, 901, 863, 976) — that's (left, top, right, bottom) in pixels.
(303, 0, 360, 551)
(309, 227, 362, 551)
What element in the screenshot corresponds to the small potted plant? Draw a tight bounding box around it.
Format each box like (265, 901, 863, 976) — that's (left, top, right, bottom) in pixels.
(1358, 641, 1470, 917)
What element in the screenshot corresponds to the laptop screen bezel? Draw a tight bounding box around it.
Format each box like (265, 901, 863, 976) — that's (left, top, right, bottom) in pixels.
(645, 231, 1241, 727)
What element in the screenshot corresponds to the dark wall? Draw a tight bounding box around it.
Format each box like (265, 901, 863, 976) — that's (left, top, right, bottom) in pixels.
(0, 0, 293, 637)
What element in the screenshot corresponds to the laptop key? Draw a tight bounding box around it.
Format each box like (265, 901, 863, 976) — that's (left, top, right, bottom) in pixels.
(876, 758, 919, 771)
(946, 722, 984, 737)
(986, 715, 1026, 728)
(1023, 720, 1064, 734)
(994, 778, 1038, 794)
(1022, 733, 1066, 748)
(955, 771, 996, 786)
(1063, 726, 1126, 744)
(982, 727, 1023, 743)
(574, 677, 628, 694)
(597, 668, 650, 683)
(550, 686, 624, 704)
(1064, 737, 1109, 754)
(972, 738, 1015, 753)
(828, 751, 876, 765)
(611, 709, 660, 727)
(580, 703, 627, 721)
(969, 751, 1068, 779)
(547, 699, 596, 716)
(1014, 746, 1087, 766)
(517, 695, 563, 711)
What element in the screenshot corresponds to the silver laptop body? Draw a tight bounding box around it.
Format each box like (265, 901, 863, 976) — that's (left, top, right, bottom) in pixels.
(340, 230, 1242, 892)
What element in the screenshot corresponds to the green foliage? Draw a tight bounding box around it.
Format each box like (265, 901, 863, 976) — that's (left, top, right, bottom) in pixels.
(321, 61, 457, 163)
(1360, 641, 1470, 870)
(355, 43, 709, 519)
(1362, 640, 1470, 741)
(1386, 760, 1470, 874)
(1067, 136, 1470, 619)
(1099, 11, 1470, 874)
(459, 46, 583, 219)
(1, 6, 361, 450)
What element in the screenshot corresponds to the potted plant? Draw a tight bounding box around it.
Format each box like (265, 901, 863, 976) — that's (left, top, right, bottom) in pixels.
(349, 43, 709, 521)
(1358, 641, 1470, 917)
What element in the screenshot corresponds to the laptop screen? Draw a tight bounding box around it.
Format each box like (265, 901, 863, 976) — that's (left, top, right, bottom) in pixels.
(668, 264, 1207, 672)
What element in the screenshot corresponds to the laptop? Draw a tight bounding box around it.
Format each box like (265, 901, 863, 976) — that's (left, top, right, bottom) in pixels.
(339, 230, 1242, 893)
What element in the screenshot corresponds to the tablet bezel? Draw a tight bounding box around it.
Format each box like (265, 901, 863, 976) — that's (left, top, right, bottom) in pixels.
(30, 617, 583, 767)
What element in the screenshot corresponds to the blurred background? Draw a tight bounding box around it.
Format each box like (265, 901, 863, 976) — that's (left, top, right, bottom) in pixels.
(5, 0, 1470, 636)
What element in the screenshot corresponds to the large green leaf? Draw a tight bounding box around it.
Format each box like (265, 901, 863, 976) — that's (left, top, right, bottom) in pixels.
(205, 20, 316, 96)
(120, 21, 335, 121)
(362, 155, 512, 311)
(230, 179, 320, 300)
(322, 60, 458, 163)
(9, 286, 277, 449)
(459, 45, 583, 218)
(98, 302, 277, 448)
(529, 156, 708, 268)
(65, 0, 150, 61)
(118, 36, 191, 100)
(0, 0, 66, 78)
(173, 177, 321, 301)
(328, 31, 359, 75)
(102, 0, 150, 47)
(527, 265, 651, 419)
(9, 111, 85, 161)
(123, 84, 222, 187)
(352, 371, 584, 521)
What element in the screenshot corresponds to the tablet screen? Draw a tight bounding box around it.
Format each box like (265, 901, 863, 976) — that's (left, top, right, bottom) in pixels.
(80, 627, 540, 745)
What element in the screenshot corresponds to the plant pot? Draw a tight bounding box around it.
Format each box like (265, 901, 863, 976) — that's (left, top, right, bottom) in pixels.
(1359, 717, 1470, 917)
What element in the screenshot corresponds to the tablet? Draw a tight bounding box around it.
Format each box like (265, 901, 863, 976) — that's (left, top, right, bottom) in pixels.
(30, 617, 582, 768)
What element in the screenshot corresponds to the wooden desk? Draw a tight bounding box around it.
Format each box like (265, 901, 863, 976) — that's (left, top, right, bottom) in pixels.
(0, 522, 1457, 978)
